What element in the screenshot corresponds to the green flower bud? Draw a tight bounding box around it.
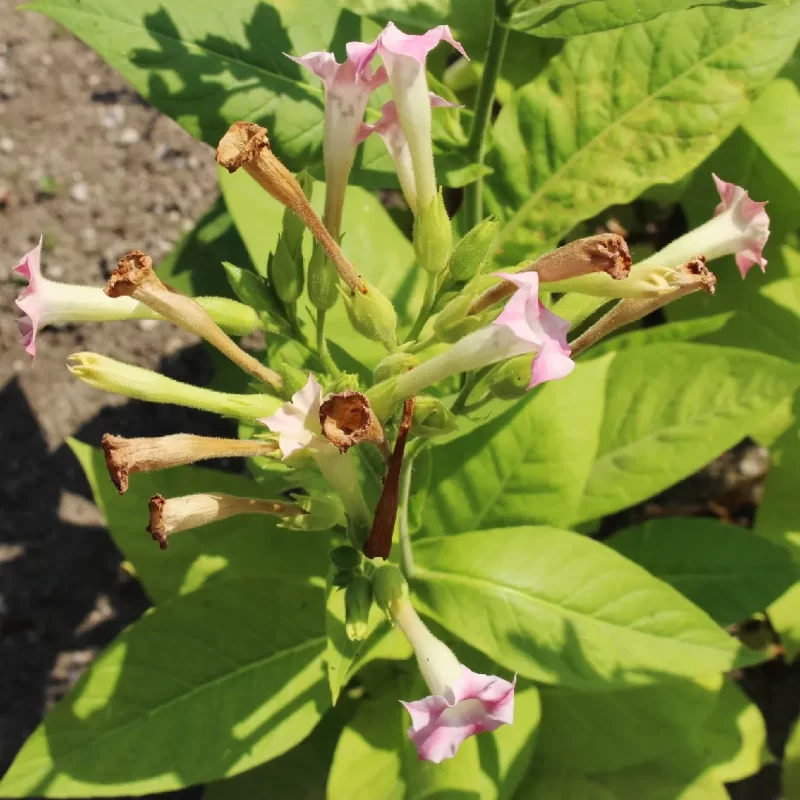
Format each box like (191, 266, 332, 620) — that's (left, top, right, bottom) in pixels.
(411, 395, 459, 438)
(332, 569, 356, 588)
(345, 574, 373, 642)
(434, 292, 487, 343)
(269, 234, 304, 305)
(341, 281, 398, 349)
(486, 355, 530, 400)
(308, 244, 339, 311)
(326, 372, 361, 394)
(223, 261, 290, 334)
(373, 352, 420, 384)
(282, 170, 313, 257)
(372, 561, 409, 620)
(278, 362, 309, 398)
(414, 189, 452, 275)
(193, 296, 260, 336)
(280, 491, 347, 532)
(448, 216, 499, 281)
(331, 545, 362, 571)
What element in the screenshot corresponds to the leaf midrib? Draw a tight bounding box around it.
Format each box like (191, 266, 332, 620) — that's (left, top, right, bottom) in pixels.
(28, 1, 324, 103)
(497, 5, 783, 247)
(413, 559, 734, 657)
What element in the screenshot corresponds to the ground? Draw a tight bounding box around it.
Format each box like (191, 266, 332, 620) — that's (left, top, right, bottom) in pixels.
(0, 6, 797, 800)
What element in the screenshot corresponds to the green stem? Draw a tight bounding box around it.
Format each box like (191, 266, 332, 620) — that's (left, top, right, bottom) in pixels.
(450, 371, 477, 414)
(398, 440, 428, 580)
(405, 272, 439, 343)
(462, 4, 510, 231)
(315, 310, 340, 376)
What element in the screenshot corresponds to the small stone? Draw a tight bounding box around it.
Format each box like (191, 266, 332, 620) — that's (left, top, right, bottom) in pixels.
(740, 447, 769, 479)
(69, 182, 89, 203)
(41, 53, 54, 66)
(101, 106, 125, 129)
(0, 136, 14, 153)
(138, 319, 161, 331)
(45, 263, 65, 279)
(118, 127, 140, 146)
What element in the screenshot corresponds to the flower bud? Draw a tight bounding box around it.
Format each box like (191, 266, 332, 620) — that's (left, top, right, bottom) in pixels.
(414, 190, 452, 275)
(283, 169, 313, 256)
(308, 244, 339, 312)
(411, 395, 459, 437)
(341, 281, 398, 349)
(280, 491, 347, 531)
(485, 355, 530, 400)
(68, 352, 282, 421)
(193, 297, 260, 337)
(373, 351, 419, 383)
(332, 569, 356, 588)
(372, 561, 409, 619)
(269, 234, 304, 305)
(331, 544, 363, 571)
(447, 216, 499, 281)
(345, 574, 373, 642)
(223, 261, 291, 333)
(325, 372, 361, 394)
(434, 291, 489, 343)
(278, 362, 310, 398)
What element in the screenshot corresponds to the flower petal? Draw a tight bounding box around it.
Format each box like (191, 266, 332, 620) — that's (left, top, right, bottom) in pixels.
(529, 339, 575, 389)
(14, 237, 44, 358)
(378, 21, 467, 64)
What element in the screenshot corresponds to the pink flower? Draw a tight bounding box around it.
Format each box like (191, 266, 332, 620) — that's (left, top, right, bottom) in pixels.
(14, 238, 148, 358)
(493, 271, 574, 388)
(350, 23, 468, 213)
(390, 597, 515, 763)
(287, 48, 386, 237)
(356, 94, 456, 214)
(645, 175, 770, 280)
(712, 174, 769, 278)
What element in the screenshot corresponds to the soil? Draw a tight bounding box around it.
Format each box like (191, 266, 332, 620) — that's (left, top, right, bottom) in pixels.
(0, 6, 797, 800)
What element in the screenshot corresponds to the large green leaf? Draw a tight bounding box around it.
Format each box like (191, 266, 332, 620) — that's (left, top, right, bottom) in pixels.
(515, 760, 727, 799)
(421, 355, 611, 536)
(0, 579, 329, 796)
(327, 666, 540, 800)
(785, 715, 800, 800)
(507, 0, 748, 38)
(576, 344, 800, 524)
(412, 527, 757, 688)
(487, 4, 800, 263)
(607, 518, 798, 627)
(70, 440, 332, 603)
(25, 0, 340, 168)
(755, 418, 800, 660)
(531, 675, 722, 774)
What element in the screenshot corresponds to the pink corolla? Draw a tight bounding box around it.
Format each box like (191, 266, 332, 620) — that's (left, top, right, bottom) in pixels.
(259, 375, 370, 525)
(646, 175, 770, 279)
(14, 238, 154, 358)
(385, 270, 574, 403)
(357, 94, 455, 214)
(287, 48, 386, 237)
(391, 597, 515, 763)
(351, 23, 467, 213)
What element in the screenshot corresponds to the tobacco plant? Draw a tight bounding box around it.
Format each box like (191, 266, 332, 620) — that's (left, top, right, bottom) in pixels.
(4, 1, 800, 798)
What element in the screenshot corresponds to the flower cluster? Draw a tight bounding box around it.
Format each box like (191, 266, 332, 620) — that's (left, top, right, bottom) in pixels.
(10, 18, 772, 765)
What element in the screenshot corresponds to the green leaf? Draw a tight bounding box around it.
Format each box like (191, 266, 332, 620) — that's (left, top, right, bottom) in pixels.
(204, 695, 357, 800)
(0, 578, 329, 796)
(531, 674, 722, 774)
(25, 0, 343, 167)
(785, 715, 800, 800)
(607, 518, 798, 627)
(156, 196, 251, 296)
(576, 344, 800, 524)
(508, 0, 746, 38)
(686, 680, 772, 784)
(515, 760, 728, 799)
(421, 356, 611, 536)
(488, 4, 800, 264)
(327, 666, 540, 800)
(69, 440, 332, 603)
(412, 527, 756, 688)
(756, 418, 800, 660)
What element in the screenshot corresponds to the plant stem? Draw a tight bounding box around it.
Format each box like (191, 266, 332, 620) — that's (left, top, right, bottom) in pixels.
(398, 440, 427, 580)
(462, 4, 510, 230)
(315, 310, 340, 376)
(450, 371, 477, 414)
(405, 272, 439, 343)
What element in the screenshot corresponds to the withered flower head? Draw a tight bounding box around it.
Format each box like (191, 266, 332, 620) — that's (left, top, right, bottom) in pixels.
(319, 391, 387, 456)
